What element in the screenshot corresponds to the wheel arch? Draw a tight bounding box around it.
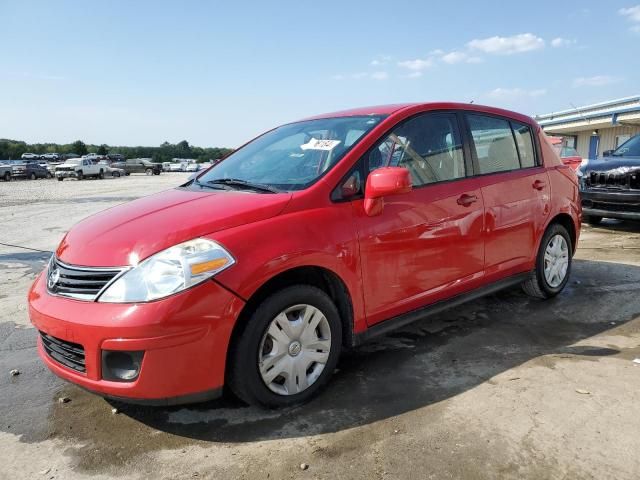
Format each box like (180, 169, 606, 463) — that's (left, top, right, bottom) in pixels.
(548, 212, 577, 254)
(224, 265, 355, 382)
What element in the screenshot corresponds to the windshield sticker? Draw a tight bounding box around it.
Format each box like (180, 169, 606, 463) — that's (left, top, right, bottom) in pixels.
(300, 138, 341, 151)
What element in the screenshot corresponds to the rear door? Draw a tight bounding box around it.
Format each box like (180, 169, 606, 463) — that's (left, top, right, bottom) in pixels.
(464, 113, 549, 280)
(352, 111, 485, 325)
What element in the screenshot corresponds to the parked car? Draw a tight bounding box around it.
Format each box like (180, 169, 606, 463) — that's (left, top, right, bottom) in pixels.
(579, 133, 640, 224)
(106, 153, 125, 162)
(548, 137, 582, 171)
(0, 163, 12, 181)
(112, 158, 162, 175)
(55, 158, 106, 181)
(162, 162, 172, 172)
(21, 153, 41, 160)
(11, 162, 50, 179)
(97, 161, 125, 178)
(185, 163, 200, 172)
(29, 102, 580, 408)
(81, 153, 101, 162)
(169, 162, 183, 172)
(42, 153, 60, 161)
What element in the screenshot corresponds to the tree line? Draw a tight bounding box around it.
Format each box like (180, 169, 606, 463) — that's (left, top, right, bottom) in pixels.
(0, 139, 233, 163)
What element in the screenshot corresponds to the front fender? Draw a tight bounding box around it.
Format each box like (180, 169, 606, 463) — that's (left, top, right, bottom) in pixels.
(211, 203, 367, 333)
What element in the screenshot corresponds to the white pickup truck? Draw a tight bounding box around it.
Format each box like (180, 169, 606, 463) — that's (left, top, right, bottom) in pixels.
(55, 158, 105, 181)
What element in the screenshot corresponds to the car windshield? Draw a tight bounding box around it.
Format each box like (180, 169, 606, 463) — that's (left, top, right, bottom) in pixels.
(67, 159, 82, 165)
(196, 115, 386, 191)
(612, 135, 640, 157)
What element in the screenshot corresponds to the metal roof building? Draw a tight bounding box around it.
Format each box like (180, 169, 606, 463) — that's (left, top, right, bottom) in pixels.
(535, 95, 640, 159)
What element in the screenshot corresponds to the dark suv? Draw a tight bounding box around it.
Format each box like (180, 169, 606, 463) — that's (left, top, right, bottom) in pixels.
(579, 134, 640, 224)
(13, 162, 51, 180)
(112, 158, 162, 176)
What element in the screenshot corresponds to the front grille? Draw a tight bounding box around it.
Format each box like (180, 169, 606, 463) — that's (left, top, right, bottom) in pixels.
(40, 332, 86, 373)
(47, 257, 125, 301)
(587, 170, 640, 190)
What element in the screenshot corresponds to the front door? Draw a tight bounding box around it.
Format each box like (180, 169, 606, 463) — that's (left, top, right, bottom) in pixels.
(352, 112, 485, 325)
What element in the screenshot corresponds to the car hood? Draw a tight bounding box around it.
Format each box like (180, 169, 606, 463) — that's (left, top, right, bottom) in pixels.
(581, 157, 640, 174)
(56, 188, 292, 266)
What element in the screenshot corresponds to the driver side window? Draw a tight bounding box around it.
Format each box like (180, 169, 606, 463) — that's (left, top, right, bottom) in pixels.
(365, 113, 466, 187)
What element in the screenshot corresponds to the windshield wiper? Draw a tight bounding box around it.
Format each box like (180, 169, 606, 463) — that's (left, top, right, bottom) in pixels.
(204, 178, 281, 193)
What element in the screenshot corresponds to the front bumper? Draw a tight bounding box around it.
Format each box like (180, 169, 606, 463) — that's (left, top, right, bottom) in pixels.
(29, 272, 245, 403)
(55, 171, 78, 178)
(580, 188, 640, 221)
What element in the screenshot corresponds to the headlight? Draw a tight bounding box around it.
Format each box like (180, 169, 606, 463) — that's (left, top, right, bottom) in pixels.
(98, 238, 235, 303)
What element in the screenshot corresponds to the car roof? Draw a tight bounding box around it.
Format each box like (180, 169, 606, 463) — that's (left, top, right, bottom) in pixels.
(302, 102, 537, 126)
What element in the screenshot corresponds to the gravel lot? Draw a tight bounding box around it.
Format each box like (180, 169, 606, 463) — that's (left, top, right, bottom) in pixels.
(2, 174, 640, 480)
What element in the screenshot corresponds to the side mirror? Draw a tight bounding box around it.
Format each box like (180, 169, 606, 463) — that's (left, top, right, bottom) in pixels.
(602, 150, 614, 157)
(364, 167, 412, 216)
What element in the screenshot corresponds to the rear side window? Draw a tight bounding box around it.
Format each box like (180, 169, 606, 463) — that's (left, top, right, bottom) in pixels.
(511, 121, 536, 168)
(467, 114, 519, 174)
(366, 112, 466, 187)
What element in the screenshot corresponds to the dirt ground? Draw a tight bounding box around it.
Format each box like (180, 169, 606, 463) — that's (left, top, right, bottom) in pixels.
(1, 174, 639, 480)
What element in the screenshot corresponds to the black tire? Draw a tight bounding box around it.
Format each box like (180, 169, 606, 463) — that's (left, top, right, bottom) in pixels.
(57, 177, 63, 182)
(98, 169, 105, 179)
(584, 215, 603, 226)
(30, 172, 37, 180)
(228, 285, 342, 408)
(46, 172, 52, 179)
(77, 170, 84, 180)
(113, 171, 120, 178)
(153, 170, 160, 175)
(145, 168, 153, 176)
(522, 223, 572, 299)
(3, 172, 10, 182)
(126, 172, 130, 176)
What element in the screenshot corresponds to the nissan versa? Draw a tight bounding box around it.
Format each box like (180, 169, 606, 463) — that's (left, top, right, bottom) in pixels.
(29, 103, 581, 407)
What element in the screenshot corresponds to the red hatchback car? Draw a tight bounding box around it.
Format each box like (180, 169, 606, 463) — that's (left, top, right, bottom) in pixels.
(29, 103, 581, 407)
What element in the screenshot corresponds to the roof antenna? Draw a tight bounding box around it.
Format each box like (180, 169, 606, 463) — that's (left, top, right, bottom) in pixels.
(469, 99, 474, 104)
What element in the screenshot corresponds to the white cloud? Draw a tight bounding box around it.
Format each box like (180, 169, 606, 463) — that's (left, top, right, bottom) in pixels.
(397, 58, 433, 71)
(405, 71, 423, 79)
(467, 33, 545, 55)
(619, 5, 640, 22)
(370, 55, 391, 67)
(619, 5, 640, 32)
(441, 51, 467, 64)
(439, 50, 484, 64)
(572, 75, 621, 87)
(371, 71, 389, 80)
(551, 37, 576, 47)
(487, 88, 547, 99)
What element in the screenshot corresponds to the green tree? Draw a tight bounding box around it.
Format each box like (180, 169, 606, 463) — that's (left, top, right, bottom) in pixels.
(97, 144, 109, 155)
(71, 140, 88, 156)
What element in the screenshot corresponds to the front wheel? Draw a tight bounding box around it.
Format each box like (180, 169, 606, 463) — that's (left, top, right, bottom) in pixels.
(98, 169, 105, 179)
(228, 285, 342, 408)
(30, 172, 37, 180)
(3, 172, 10, 182)
(522, 223, 572, 299)
(57, 176, 63, 182)
(145, 168, 153, 176)
(77, 170, 84, 180)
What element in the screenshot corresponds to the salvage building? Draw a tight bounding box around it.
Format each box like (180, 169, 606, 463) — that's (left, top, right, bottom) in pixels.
(535, 95, 640, 160)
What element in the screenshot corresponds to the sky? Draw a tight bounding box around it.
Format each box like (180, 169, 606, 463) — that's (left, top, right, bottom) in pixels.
(1, 1, 639, 148)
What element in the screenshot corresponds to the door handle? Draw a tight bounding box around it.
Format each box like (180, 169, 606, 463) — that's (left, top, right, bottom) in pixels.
(533, 179, 546, 190)
(457, 193, 478, 207)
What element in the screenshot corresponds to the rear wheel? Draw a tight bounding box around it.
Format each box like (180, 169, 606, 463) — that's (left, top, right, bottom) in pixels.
(228, 285, 342, 408)
(145, 168, 153, 176)
(77, 170, 84, 180)
(3, 172, 10, 182)
(46, 172, 52, 179)
(113, 171, 121, 178)
(522, 223, 572, 299)
(30, 172, 37, 180)
(57, 176, 63, 182)
(98, 169, 105, 179)
(584, 215, 603, 226)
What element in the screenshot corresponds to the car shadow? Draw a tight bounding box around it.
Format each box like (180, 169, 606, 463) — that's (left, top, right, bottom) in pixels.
(586, 218, 640, 233)
(102, 258, 639, 443)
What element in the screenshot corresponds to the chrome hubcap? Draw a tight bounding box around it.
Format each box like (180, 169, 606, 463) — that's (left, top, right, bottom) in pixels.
(544, 234, 569, 288)
(258, 304, 331, 396)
